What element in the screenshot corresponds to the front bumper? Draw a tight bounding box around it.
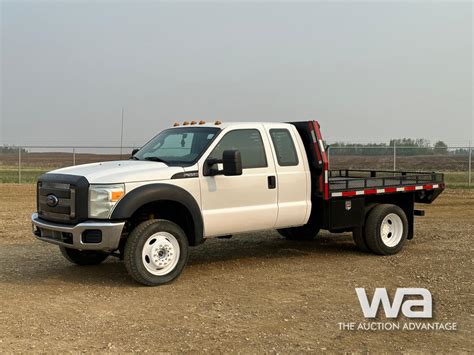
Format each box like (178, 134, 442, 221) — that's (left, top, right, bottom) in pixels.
(31, 213, 125, 252)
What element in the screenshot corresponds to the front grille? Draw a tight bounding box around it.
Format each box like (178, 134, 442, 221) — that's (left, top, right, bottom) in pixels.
(38, 182, 76, 222)
(37, 173, 89, 224)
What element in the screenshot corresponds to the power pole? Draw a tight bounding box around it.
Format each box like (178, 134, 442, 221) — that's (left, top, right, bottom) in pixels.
(120, 107, 124, 159)
(393, 141, 396, 171)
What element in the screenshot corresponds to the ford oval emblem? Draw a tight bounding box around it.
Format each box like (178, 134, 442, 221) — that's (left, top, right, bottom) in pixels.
(46, 194, 59, 207)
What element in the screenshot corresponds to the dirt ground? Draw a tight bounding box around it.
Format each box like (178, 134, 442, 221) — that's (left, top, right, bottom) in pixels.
(0, 184, 472, 352)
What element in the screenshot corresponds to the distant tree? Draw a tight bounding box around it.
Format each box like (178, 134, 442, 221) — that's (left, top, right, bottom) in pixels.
(389, 138, 432, 156)
(434, 141, 448, 155)
(453, 148, 469, 156)
(0, 146, 27, 154)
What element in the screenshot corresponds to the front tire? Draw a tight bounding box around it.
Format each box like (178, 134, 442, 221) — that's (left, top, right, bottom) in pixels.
(364, 204, 408, 255)
(124, 219, 189, 286)
(59, 247, 109, 265)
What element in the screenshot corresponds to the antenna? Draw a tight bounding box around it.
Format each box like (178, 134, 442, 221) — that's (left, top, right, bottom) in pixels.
(120, 107, 124, 159)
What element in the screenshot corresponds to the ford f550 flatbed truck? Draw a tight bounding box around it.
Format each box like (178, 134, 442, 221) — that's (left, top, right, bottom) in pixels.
(32, 121, 445, 286)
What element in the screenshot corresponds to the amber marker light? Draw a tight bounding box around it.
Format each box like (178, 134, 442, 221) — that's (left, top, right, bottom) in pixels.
(111, 191, 124, 202)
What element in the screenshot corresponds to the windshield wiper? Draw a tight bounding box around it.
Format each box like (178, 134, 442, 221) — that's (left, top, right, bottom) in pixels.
(144, 157, 169, 164)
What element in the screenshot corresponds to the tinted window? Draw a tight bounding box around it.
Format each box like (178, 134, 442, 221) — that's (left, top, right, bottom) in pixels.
(270, 129, 299, 166)
(209, 129, 267, 169)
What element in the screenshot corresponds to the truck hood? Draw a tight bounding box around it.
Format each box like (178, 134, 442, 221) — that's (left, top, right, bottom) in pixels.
(47, 160, 185, 184)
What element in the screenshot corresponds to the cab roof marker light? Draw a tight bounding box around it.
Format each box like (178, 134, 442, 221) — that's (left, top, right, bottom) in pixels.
(182, 121, 190, 126)
(215, 120, 222, 125)
(173, 122, 180, 127)
(199, 120, 206, 125)
(190, 120, 197, 125)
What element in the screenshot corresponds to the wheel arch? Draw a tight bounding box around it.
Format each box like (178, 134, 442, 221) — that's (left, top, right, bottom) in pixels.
(111, 184, 204, 246)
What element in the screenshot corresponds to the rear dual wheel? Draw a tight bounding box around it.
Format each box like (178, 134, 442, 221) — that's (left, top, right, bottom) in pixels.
(353, 204, 408, 255)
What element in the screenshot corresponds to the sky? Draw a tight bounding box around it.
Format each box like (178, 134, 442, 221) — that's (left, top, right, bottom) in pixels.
(1, 1, 472, 148)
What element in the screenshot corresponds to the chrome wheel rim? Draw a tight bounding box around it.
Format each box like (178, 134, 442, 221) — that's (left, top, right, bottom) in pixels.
(380, 213, 403, 247)
(142, 232, 180, 276)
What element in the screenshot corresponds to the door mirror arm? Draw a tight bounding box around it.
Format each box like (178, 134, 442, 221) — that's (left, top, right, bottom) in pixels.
(204, 158, 222, 176)
(203, 150, 242, 177)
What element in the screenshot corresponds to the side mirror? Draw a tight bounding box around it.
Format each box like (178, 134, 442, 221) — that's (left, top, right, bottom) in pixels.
(222, 150, 242, 176)
(131, 148, 140, 156)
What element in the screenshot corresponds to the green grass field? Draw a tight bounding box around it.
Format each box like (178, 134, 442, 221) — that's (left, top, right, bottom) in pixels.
(0, 167, 47, 183)
(0, 165, 471, 188)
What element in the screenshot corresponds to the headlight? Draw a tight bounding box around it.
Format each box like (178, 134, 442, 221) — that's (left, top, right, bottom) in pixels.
(89, 184, 125, 218)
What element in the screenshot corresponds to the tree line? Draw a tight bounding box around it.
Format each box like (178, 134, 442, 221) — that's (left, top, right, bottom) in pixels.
(0, 146, 28, 154)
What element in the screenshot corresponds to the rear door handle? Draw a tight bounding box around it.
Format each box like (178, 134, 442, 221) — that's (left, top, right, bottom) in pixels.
(268, 176, 276, 189)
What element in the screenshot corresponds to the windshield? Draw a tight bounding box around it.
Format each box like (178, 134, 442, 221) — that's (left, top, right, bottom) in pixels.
(134, 127, 220, 166)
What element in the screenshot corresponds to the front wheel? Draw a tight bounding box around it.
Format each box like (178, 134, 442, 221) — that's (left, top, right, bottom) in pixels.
(59, 247, 109, 265)
(124, 219, 189, 286)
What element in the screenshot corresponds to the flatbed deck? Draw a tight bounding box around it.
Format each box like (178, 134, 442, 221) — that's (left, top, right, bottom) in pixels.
(291, 120, 444, 204)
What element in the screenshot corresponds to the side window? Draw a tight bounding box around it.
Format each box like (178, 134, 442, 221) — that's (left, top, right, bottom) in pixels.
(270, 129, 299, 166)
(208, 129, 267, 169)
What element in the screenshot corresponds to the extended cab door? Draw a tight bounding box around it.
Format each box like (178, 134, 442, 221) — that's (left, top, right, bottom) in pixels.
(199, 125, 278, 237)
(264, 124, 311, 228)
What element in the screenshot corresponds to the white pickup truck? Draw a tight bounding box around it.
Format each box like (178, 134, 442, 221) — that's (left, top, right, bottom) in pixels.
(32, 120, 444, 286)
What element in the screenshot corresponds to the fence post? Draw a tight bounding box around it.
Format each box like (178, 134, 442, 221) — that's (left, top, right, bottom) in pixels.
(73, 147, 76, 166)
(18, 146, 22, 184)
(327, 145, 330, 170)
(393, 142, 396, 171)
(469, 141, 472, 187)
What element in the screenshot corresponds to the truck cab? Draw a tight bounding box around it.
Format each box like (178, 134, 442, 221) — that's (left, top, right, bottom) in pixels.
(32, 120, 444, 286)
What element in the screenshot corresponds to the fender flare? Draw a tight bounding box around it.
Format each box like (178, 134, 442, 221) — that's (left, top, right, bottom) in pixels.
(111, 183, 204, 244)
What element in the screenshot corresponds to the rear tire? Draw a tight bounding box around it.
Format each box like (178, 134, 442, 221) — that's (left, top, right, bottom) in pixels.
(124, 219, 189, 286)
(352, 203, 377, 252)
(59, 247, 109, 265)
(352, 227, 370, 252)
(364, 204, 408, 255)
(278, 224, 320, 241)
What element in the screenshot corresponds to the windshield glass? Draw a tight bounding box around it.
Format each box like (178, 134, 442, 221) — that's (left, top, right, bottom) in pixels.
(134, 127, 220, 166)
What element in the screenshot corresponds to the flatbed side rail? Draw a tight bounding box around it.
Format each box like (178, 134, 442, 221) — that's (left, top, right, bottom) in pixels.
(329, 169, 444, 198)
(330, 169, 443, 179)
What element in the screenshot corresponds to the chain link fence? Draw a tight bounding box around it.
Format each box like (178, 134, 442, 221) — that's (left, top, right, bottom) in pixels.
(0, 144, 472, 187)
(0, 146, 137, 184)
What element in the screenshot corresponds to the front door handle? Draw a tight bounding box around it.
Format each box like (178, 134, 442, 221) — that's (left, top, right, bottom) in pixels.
(268, 176, 276, 189)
